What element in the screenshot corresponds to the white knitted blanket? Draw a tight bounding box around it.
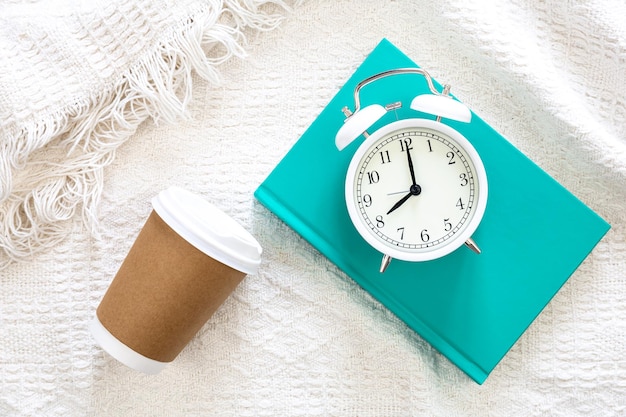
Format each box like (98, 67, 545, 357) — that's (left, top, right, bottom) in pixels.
(1, 1, 625, 416)
(0, 0, 295, 267)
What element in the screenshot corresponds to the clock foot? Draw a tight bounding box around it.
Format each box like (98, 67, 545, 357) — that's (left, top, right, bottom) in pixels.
(380, 254, 393, 273)
(465, 238, 481, 254)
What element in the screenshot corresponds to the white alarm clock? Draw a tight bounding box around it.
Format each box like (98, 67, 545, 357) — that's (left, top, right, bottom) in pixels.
(335, 68, 488, 273)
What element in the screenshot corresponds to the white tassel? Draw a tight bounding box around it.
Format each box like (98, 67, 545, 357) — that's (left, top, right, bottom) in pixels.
(0, 0, 302, 268)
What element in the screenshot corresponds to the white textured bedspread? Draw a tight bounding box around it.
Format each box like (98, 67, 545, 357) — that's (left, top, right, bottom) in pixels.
(1, 1, 625, 416)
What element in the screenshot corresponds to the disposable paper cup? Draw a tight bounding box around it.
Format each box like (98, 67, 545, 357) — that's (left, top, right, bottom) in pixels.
(90, 187, 262, 374)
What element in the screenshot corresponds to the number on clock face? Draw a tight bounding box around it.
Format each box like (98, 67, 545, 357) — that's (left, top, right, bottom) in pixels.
(353, 126, 479, 252)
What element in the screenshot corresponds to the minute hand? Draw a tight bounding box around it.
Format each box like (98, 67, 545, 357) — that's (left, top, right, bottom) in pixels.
(386, 147, 421, 215)
(406, 145, 418, 187)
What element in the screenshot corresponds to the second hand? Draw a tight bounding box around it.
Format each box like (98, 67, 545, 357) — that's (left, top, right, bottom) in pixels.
(386, 142, 421, 215)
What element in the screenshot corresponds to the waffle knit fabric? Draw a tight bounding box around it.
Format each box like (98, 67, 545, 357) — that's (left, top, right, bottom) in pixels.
(1, 1, 625, 416)
(0, 0, 297, 267)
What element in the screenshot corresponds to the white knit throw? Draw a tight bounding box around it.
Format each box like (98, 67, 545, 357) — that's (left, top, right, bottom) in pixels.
(0, 0, 297, 268)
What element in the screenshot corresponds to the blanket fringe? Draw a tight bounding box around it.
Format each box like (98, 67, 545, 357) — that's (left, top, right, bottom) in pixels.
(0, 0, 299, 268)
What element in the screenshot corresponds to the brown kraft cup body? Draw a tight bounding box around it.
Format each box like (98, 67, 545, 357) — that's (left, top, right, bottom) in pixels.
(90, 187, 262, 373)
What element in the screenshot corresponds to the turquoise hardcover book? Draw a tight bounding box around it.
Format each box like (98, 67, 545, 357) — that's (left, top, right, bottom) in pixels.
(254, 39, 610, 384)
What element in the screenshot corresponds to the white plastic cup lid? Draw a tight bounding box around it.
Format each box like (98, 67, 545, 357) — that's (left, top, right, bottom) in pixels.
(151, 187, 262, 275)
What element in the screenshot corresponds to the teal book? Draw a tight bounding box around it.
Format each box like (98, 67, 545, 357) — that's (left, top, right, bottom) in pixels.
(254, 39, 610, 384)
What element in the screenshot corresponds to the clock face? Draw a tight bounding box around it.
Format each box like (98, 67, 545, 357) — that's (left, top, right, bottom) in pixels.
(345, 118, 488, 262)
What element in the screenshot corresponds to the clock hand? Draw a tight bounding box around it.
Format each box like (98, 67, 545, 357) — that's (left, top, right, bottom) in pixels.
(386, 183, 422, 215)
(406, 145, 418, 187)
(387, 145, 422, 215)
(386, 191, 412, 215)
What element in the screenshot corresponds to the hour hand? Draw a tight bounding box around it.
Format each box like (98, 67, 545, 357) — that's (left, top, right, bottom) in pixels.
(386, 183, 422, 215)
(386, 191, 412, 215)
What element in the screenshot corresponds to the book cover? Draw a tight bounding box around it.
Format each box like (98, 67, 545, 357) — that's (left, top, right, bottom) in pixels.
(254, 38, 610, 384)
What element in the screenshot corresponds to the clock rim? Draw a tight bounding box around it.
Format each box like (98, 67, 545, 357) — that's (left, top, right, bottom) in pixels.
(344, 118, 488, 262)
